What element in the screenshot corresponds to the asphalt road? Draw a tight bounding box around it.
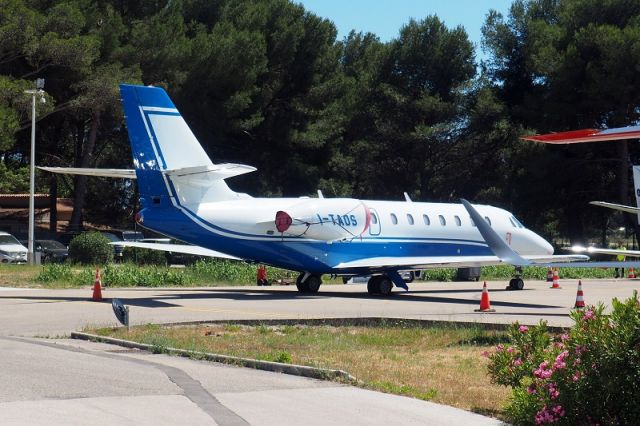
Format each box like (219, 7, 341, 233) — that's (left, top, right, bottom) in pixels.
(1, 278, 637, 424)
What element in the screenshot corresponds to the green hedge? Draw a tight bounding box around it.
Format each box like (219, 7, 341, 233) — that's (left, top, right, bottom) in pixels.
(68, 232, 114, 265)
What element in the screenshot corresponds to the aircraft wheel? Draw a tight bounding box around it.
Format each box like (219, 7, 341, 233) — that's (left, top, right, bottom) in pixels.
(378, 276, 394, 296)
(296, 273, 322, 294)
(367, 276, 381, 294)
(404, 271, 415, 283)
(306, 275, 322, 293)
(509, 278, 525, 290)
(296, 273, 308, 293)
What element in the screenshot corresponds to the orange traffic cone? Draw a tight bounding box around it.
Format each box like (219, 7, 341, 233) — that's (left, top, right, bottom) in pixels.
(475, 281, 495, 312)
(92, 268, 103, 302)
(550, 268, 561, 289)
(628, 268, 636, 279)
(546, 267, 553, 282)
(574, 280, 585, 309)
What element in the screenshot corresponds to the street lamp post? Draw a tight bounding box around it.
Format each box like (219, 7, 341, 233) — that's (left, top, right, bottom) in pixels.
(24, 78, 45, 264)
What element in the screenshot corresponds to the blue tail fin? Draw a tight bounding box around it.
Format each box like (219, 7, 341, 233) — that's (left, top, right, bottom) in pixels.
(119, 84, 246, 207)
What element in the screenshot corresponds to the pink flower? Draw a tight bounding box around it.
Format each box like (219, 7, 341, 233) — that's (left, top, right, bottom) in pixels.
(519, 325, 529, 333)
(507, 346, 515, 353)
(552, 405, 565, 417)
(481, 350, 489, 358)
(496, 344, 504, 351)
(572, 372, 582, 382)
(514, 358, 523, 366)
(560, 333, 569, 342)
(553, 351, 569, 370)
(584, 309, 595, 320)
(527, 385, 536, 394)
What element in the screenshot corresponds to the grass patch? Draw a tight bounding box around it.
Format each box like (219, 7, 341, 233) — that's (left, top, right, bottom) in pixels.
(1, 261, 615, 288)
(89, 323, 512, 417)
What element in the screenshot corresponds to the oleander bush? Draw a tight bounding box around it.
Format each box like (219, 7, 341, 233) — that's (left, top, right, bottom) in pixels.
(486, 292, 640, 425)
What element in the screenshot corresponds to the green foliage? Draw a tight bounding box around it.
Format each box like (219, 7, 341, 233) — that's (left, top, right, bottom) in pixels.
(486, 293, 640, 424)
(102, 264, 191, 286)
(68, 232, 114, 265)
(121, 247, 168, 266)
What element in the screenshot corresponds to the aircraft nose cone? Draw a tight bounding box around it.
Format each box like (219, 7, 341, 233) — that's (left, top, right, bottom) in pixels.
(538, 235, 554, 255)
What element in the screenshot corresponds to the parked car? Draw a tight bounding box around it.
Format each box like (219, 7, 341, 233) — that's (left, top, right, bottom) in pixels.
(57, 231, 82, 248)
(21, 240, 68, 263)
(0, 232, 28, 264)
(99, 232, 124, 259)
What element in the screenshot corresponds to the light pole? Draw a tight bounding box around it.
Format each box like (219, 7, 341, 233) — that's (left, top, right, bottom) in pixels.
(24, 78, 45, 264)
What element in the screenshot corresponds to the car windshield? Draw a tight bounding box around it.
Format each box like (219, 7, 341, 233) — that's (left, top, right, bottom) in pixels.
(0, 235, 21, 245)
(122, 231, 144, 241)
(39, 240, 66, 250)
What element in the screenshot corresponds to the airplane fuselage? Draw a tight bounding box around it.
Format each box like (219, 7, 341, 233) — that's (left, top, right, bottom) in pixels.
(138, 197, 554, 274)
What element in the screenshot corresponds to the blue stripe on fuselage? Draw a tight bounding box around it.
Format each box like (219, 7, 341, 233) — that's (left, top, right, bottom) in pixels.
(140, 206, 492, 273)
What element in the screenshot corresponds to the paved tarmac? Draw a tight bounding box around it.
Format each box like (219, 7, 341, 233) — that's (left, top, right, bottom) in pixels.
(1, 278, 637, 424)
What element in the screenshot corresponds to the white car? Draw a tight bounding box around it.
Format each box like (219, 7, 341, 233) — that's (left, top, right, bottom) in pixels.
(0, 232, 28, 264)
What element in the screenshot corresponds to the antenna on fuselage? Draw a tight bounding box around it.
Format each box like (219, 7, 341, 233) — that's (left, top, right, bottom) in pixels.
(404, 192, 412, 202)
(318, 190, 324, 199)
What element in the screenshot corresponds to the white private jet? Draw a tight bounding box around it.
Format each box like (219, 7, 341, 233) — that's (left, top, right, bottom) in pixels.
(40, 85, 640, 295)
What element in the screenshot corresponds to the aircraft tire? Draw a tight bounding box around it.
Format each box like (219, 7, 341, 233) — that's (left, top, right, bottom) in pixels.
(367, 276, 381, 294)
(306, 275, 322, 293)
(296, 273, 321, 293)
(378, 276, 393, 296)
(509, 278, 525, 290)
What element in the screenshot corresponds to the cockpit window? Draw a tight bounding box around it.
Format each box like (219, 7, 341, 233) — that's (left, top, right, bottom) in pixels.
(511, 216, 525, 228)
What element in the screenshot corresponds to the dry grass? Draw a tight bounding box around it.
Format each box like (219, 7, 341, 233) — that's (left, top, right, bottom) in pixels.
(95, 323, 511, 417)
(0, 264, 41, 286)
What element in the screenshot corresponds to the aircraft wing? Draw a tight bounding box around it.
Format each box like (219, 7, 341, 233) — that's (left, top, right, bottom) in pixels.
(39, 167, 136, 179)
(589, 201, 640, 214)
(521, 125, 640, 144)
(111, 241, 240, 260)
(568, 245, 640, 258)
(333, 253, 595, 270)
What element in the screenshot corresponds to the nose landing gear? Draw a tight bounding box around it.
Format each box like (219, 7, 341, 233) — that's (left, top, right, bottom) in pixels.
(508, 266, 525, 290)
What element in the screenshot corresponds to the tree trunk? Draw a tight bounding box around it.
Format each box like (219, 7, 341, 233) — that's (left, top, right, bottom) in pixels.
(69, 112, 100, 230)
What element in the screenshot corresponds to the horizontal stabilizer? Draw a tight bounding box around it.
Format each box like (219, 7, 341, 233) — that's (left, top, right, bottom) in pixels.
(111, 241, 240, 260)
(39, 167, 136, 179)
(589, 201, 640, 215)
(164, 163, 256, 180)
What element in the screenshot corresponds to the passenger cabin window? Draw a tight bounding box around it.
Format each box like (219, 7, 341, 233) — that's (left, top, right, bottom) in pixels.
(407, 214, 414, 225)
(438, 215, 446, 226)
(371, 213, 378, 225)
(423, 214, 430, 225)
(390, 213, 398, 225)
(454, 215, 462, 226)
(485, 216, 492, 226)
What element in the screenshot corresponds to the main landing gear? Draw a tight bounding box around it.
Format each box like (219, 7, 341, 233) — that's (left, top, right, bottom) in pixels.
(508, 266, 525, 290)
(296, 272, 322, 294)
(367, 275, 394, 296)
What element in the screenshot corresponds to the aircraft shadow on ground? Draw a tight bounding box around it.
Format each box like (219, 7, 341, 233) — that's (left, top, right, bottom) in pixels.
(0, 288, 564, 310)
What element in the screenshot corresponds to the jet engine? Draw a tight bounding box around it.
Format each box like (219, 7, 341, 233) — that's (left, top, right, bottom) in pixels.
(275, 198, 371, 241)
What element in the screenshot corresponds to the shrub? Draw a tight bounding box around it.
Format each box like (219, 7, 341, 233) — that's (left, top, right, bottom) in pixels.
(68, 232, 114, 265)
(486, 292, 640, 424)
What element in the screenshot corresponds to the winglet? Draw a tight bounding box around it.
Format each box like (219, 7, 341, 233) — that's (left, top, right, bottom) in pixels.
(461, 199, 531, 266)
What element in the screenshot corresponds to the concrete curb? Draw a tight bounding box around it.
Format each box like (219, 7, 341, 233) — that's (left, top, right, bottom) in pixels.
(70, 331, 357, 383)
